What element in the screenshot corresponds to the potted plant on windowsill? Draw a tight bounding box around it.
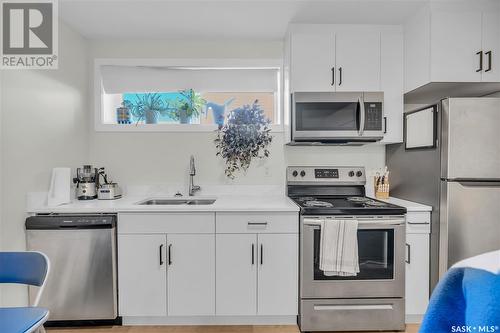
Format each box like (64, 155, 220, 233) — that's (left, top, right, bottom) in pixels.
(169, 89, 206, 124)
(127, 93, 169, 124)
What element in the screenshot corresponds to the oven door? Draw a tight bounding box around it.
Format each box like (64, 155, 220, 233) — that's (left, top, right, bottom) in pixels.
(300, 216, 405, 299)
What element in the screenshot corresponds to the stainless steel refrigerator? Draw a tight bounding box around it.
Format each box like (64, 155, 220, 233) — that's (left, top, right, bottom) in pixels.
(387, 97, 500, 291)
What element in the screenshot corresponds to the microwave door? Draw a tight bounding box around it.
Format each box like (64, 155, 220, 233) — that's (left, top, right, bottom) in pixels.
(293, 99, 361, 140)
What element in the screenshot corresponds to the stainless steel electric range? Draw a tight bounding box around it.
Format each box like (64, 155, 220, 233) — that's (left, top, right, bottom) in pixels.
(287, 166, 407, 332)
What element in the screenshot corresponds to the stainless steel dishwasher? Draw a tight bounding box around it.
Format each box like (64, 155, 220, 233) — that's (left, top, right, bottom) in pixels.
(25, 214, 119, 325)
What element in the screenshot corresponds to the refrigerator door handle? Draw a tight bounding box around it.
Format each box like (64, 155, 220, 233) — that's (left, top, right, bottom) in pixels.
(447, 179, 500, 187)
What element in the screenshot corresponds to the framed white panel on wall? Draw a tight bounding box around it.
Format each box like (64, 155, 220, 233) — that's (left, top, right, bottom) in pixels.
(93, 58, 283, 132)
(404, 105, 437, 150)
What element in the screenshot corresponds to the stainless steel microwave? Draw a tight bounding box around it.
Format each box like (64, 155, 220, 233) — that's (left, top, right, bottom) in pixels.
(291, 92, 385, 144)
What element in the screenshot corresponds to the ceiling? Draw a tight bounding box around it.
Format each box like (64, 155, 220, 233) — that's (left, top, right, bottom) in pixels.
(59, 0, 428, 40)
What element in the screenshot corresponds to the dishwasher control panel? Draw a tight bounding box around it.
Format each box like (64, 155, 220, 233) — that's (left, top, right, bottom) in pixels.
(26, 214, 116, 229)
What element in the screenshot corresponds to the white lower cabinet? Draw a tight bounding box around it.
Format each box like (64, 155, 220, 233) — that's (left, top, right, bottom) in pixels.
(118, 234, 167, 316)
(257, 234, 298, 315)
(216, 233, 298, 316)
(404, 210, 431, 323)
(167, 234, 215, 316)
(405, 233, 430, 321)
(117, 212, 299, 321)
(216, 234, 257, 315)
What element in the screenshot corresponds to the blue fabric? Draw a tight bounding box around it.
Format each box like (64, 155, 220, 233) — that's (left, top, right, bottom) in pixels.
(0, 307, 48, 333)
(420, 267, 500, 333)
(0, 252, 48, 287)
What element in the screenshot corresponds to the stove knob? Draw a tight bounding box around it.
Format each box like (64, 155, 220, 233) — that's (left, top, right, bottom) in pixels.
(348, 171, 355, 177)
(356, 171, 363, 177)
(300, 170, 306, 177)
(292, 170, 298, 177)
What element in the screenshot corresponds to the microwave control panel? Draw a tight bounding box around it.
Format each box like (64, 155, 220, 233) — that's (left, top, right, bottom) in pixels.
(364, 102, 383, 131)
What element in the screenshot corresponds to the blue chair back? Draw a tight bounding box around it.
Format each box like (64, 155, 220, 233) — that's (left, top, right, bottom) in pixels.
(0, 251, 49, 287)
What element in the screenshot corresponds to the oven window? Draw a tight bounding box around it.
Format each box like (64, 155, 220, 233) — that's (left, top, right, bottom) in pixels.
(313, 229, 394, 280)
(295, 102, 358, 131)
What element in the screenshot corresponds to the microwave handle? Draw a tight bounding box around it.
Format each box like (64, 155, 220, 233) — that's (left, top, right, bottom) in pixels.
(358, 96, 365, 136)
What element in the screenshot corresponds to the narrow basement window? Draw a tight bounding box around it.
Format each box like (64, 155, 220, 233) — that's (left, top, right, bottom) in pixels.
(95, 61, 281, 131)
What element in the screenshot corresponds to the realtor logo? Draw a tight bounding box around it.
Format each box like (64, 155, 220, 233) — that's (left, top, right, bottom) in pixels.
(1, 0, 58, 69)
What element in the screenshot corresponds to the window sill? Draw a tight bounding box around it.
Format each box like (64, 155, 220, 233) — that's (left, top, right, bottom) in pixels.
(95, 124, 284, 133)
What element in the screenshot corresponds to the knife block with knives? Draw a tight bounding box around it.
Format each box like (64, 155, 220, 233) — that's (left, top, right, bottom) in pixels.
(374, 168, 390, 199)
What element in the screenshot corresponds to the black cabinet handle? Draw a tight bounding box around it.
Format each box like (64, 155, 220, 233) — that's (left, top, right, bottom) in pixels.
(383, 117, 387, 134)
(338, 67, 343, 85)
(331, 67, 335, 86)
(476, 51, 483, 72)
(251, 244, 255, 265)
(247, 222, 268, 226)
(485, 51, 492, 72)
(168, 244, 172, 265)
(159, 244, 164, 265)
(405, 243, 411, 264)
(260, 244, 263, 265)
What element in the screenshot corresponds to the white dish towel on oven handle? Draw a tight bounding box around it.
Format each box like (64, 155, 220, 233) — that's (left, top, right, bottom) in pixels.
(318, 219, 360, 276)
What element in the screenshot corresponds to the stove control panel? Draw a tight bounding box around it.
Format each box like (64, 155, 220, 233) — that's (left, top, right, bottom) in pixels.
(287, 166, 366, 183)
(314, 168, 339, 178)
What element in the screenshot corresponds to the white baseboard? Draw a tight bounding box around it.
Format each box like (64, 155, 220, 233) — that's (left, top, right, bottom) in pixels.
(122, 315, 298, 326)
(405, 314, 424, 324)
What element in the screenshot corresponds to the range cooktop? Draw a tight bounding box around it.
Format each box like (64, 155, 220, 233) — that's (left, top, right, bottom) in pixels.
(290, 195, 407, 216)
(286, 166, 406, 216)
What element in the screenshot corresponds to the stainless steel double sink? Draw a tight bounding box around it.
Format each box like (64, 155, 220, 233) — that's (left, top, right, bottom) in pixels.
(136, 198, 216, 205)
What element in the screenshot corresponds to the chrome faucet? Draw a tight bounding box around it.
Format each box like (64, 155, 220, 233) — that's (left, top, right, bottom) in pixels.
(188, 155, 201, 196)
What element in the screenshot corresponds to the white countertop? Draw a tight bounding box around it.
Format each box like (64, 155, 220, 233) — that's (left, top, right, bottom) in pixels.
(381, 197, 432, 212)
(27, 194, 300, 214)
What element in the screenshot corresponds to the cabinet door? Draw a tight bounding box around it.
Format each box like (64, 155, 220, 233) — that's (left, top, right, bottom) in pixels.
(216, 234, 257, 315)
(291, 32, 335, 92)
(405, 233, 430, 317)
(380, 29, 404, 143)
(335, 30, 381, 91)
(431, 10, 482, 82)
(481, 11, 500, 82)
(257, 234, 298, 315)
(118, 234, 167, 316)
(167, 234, 215, 316)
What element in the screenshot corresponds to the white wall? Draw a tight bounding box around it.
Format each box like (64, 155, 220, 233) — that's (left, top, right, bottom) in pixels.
(0, 21, 89, 306)
(89, 39, 386, 192)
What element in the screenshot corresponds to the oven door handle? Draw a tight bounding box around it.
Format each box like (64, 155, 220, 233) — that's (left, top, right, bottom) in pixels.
(313, 304, 394, 311)
(304, 220, 404, 227)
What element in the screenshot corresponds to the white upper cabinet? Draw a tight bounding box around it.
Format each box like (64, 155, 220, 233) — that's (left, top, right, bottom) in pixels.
(291, 32, 335, 92)
(404, 2, 500, 93)
(289, 27, 382, 92)
(335, 30, 381, 92)
(380, 28, 404, 144)
(430, 10, 483, 83)
(482, 11, 500, 82)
